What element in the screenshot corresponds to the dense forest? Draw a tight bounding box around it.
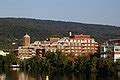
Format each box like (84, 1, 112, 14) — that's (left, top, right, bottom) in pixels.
(0, 17, 120, 49)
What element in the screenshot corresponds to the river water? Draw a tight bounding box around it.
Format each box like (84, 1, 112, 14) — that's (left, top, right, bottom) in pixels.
(0, 68, 119, 80)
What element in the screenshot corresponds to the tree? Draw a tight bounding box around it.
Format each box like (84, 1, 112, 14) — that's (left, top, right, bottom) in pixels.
(0, 55, 5, 67)
(98, 57, 116, 76)
(89, 56, 99, 73)
(74, 55, 90, 73)
(5, 51, 17, 65)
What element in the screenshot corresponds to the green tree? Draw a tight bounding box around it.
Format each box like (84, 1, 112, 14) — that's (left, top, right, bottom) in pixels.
(0, 55, 5, 67)
(74, 55, 90, 73)
(98, 57, 116, 75)
(64, 57, 74, 72)
(89, 56, 99, 73)
(5, 51, 17, 65)
(45, 51, 66, 71)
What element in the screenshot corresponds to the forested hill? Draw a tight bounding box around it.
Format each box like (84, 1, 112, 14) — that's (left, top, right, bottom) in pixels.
(0, 18, 120, 49)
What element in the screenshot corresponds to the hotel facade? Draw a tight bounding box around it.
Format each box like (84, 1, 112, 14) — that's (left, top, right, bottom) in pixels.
(57, 34, 98, 56)
(16, 33, 98, 59)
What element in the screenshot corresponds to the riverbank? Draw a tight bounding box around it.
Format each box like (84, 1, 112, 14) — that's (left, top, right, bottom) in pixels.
(18, 52, 117, 76)
(0, 51, 119, 76)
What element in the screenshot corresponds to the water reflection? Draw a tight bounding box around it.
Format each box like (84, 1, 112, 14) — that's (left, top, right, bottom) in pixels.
(0, 68, 119, 80)
(0, 74, 6, 80)
(46, 76, 49, 80)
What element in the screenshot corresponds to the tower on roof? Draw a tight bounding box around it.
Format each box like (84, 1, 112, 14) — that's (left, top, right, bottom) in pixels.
(69, 32, 72, 37)
(22, 34, 30, 46)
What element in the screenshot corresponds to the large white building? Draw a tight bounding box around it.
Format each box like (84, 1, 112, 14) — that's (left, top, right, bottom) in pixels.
(100, 39, 120, 62)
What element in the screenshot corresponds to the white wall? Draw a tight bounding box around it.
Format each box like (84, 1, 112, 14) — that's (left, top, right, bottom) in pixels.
(114, 54, 120, 62)
(114, 46, 120, 52)
(0, 50, 9, 56)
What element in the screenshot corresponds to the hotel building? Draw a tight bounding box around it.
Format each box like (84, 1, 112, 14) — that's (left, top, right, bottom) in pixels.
(16, 34, 45, 59)
(57, 34, 98, 56)
(16, 33, 98, 59)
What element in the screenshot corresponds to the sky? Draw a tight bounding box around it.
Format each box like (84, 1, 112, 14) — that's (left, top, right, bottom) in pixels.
(0, 0, 120, 26)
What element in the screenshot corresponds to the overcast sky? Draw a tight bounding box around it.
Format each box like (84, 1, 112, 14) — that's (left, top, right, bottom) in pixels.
(0, 0, 120, 26)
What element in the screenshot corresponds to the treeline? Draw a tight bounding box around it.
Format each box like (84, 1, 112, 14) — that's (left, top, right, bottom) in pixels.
(0, 52, 17, 67)
(0, 51, 119, 76)
(19, 51, 117, 76)
(1, 18, 120, 49)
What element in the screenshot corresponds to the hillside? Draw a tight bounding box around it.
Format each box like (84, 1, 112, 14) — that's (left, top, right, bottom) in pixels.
(0, 18, 120, 49)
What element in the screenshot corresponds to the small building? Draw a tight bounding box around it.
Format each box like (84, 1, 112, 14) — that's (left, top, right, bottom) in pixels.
(16, 34, 45, 59)
(0, 50, 9, 56)
(16, 46, 45, 59)
(100, 39, 120, 62)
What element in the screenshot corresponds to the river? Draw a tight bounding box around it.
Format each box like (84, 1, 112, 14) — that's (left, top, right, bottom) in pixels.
(0, 67, 119, 80)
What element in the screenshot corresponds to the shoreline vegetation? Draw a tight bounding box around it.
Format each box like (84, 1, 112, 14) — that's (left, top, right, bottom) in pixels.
(0, 51, 119, 76)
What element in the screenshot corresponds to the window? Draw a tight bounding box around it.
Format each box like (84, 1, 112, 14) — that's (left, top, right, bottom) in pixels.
(91, 39, 95, 43)
(66, 39, 69, 42)
(84, 40, 87, 42)
(75, 47, 77, 49)
(91, 44, 94, 46)
(82, 43, 85, 46)
(74, 40, 76, 42)
(88, 47, 90, 49)
(70, 43, 74, 46)
(115, 48, 120, 51)
(71, 47, 74, 49)
(85, 44, 87, 46)
(88, 44, 90, 46)
(88, 40, 90, 43)
(72, 50, 74, 52)
(70, 39, 73, 42)
(75, 43, 77, 46)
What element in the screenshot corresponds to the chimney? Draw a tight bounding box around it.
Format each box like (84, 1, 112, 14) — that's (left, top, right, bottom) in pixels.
(69, 32, 72, 37)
